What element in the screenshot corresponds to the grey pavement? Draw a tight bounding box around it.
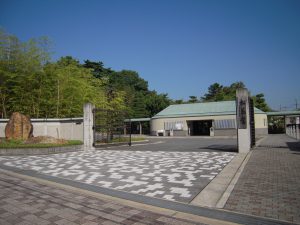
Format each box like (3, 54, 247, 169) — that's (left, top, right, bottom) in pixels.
(0, 172, 207, 225)
(105, 137, 238, 152)
(258, 133, 300, 149)
(225, 134, 300, 224)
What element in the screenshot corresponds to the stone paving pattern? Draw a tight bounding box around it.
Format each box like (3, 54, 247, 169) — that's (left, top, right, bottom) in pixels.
(225, 135, 300, 224)
(0, 172, 207, 225)
(0, 150, 235, 203)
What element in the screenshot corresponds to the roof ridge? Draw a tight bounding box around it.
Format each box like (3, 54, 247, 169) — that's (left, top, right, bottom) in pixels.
(169, 100, 235, 107)
(153, 100, 266, 119)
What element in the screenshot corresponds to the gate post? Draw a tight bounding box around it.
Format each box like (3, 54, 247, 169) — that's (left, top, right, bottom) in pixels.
(83, 103, 95, 150)
(236, 89, 251, 153)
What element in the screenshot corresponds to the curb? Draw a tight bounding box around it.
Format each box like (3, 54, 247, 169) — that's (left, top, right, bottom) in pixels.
(216, 151, 252, 208)
(190, 152, 248, 208)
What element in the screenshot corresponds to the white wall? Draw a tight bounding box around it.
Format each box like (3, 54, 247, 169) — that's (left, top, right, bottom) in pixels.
(0, 118, 83, 141)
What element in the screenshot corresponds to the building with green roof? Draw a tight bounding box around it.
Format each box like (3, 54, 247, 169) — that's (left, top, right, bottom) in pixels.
(150, 100, 268, 137)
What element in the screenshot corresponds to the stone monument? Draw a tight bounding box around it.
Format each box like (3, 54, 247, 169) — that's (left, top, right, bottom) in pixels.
(5, 112, 33, 140)
(236, 89, 251, 153)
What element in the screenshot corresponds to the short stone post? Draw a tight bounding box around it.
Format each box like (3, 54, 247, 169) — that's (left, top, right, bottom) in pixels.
(236, 89, 251, 153)
(83, 103, 95, 150)
(139, 122, 142, 135)
(292, 125, 295, 139)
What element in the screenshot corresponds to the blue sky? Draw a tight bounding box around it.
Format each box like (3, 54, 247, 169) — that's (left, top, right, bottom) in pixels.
(1, 0, 299, 110)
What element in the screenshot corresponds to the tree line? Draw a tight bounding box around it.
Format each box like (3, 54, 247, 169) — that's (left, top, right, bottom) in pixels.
(0, 29, 171, 119)
(0, 29, 270, 119)
(183, 82, 271, 112)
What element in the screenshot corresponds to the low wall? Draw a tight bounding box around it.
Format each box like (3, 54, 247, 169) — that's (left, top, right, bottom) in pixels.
(0, 145, 83, 156)
(0, 118, 83, 141)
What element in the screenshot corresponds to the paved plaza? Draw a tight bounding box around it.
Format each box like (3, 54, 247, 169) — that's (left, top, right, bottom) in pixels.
(0, 135, 299, 224)
(0, 149, 236, 203)
(225, 134, 300, 224)
(106, 137, 238, 152)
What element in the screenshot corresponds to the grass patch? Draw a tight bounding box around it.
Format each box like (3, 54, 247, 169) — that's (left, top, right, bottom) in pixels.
(0, 139, 83, 149)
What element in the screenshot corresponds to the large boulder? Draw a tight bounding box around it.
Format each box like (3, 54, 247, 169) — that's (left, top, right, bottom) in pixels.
(5, 112, 33, 140)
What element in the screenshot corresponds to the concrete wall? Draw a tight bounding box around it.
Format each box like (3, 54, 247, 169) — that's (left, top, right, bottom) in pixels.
(150, 113, 268, 137)
(0, 118, 83, 141)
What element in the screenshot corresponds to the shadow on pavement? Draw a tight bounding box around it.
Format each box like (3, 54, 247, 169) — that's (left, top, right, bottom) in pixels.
(204, 145, 238, 152)
(286, 142, 300, 152)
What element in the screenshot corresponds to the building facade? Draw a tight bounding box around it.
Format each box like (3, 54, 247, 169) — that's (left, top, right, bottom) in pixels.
(151, 101, 268, 137)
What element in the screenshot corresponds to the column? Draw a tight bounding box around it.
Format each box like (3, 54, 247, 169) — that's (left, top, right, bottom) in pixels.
(83, 103, 95, 150)
(236, 89, 251, 153)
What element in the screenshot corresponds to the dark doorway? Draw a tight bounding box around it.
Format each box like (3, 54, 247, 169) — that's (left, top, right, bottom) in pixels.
(189, 120, 212, 136)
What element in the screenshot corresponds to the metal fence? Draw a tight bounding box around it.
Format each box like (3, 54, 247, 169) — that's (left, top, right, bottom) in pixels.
(93, 109, 131, 146)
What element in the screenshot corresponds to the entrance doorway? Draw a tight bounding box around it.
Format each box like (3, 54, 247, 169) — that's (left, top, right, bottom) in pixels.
(188, 120, 212, 136)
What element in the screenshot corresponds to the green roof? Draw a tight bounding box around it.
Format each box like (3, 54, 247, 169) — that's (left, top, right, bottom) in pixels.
(152, 101, 265, 119)
(266, 111, 300, 116)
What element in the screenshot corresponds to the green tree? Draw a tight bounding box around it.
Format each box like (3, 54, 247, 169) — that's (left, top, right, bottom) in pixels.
(0, 29, 170, 119)
(0, 29, 109, 118)
(145, 91, 171, 117)
(45, 56, 108, 117)
(173, 99, 184, 104)
(83, 60, 113, 79)
(201, 81, 271, 111)
(201, 83, 224, 101)
(188, 96, 199, 103)
(201, 82, 246, 102)
(0, 29, 52, 118)
(252, 93, 271, 112)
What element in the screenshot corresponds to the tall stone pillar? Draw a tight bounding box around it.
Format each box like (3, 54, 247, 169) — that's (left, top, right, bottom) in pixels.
(83, 103, 95, 150)
(236, 89, 251, 153)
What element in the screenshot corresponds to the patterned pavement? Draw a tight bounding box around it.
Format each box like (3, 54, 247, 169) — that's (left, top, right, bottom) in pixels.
(0, 150, 236, 203)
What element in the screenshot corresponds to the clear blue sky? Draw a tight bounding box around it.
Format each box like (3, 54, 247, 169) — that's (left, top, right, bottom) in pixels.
(1, 0, 299, 110)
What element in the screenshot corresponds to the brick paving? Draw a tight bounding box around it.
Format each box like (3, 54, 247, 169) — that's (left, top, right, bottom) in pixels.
(0, 172, 206, 225)
(225, 134, 300, 224)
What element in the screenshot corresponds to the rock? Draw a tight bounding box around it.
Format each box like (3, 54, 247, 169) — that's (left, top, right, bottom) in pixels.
(5, 112, 33, 140)
(24, 136, 68, 145)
